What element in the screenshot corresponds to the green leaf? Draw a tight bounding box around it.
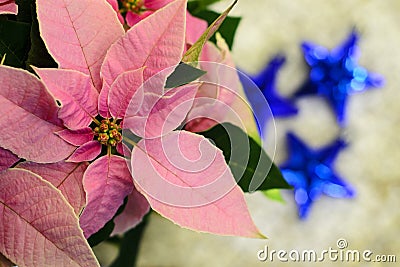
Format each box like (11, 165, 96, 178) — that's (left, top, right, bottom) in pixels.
(25, 4, 57, 72)
(263, 189, 286, 203)
(187, 0, 222, 14)
(0, 20, 30, 68)
(191, 10, 241, 50)
(15, 0, 34, 23)
(88, 220, 115, 247)
(109, 214, 149, 267)
(165, 62, 206, 88)
(198, 123, 292, 192)
(182, 0, 238, 63)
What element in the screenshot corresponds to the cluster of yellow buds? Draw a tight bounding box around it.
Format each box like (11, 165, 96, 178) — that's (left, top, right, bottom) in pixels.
(121, 0, 145, 13)
(94, 119, 122, 147)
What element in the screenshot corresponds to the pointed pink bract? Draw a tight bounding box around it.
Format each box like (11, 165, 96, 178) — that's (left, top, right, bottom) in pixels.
(67, 141, 102, 163)
(0, 66, 74, 163)
(98, 68, 144, 118)
(124, 84, 198, 138)
(0, 148, 18, 172)
(35, 68, 99, 130)
(56, 128, 94, 146)
(112, 187, 150, 235)
(37, 0, 124, 90)
(80, 155, 134, 238)
(131, 131, 264, 238)
(0, 168, 99, 266)
(0, 0, 17, 15)
(17, 161, 87, 215)
(101, 0, 186, 93)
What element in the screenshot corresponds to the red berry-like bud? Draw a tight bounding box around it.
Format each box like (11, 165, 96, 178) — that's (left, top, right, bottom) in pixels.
(109, 129, 118, 138)
(100, 123, 109, 132)
(98, 133, 109, 145)
(114, 132, 122, 142)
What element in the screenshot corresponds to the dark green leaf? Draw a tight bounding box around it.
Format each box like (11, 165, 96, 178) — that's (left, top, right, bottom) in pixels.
(25, 4, 57, 72)
(109, 213, 149, 267)
(88, 220, 115, 247)
(15, 0, 34, 23)
(0, 20, 30, 68)
(187, 0, 222, 14)
(165, 62, 206, 88)
(192, 10, 241, 50)
(198, 123, 292, 192)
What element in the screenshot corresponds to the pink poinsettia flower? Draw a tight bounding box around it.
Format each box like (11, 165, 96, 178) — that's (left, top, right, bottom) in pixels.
(0, 0, 17, 15)
(0, 0, 264, 241)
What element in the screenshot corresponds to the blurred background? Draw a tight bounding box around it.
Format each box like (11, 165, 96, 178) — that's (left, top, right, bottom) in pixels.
(97, 0, 400, 266)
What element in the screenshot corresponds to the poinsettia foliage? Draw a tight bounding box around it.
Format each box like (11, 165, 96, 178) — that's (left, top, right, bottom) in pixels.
(0, 0, 289, 265)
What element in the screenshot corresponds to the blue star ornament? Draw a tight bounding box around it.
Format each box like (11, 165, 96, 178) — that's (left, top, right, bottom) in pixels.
(240, 55, 298, 135)
(295, 30, 384, 126)
(250, 55, 298, 117)
(280, 133, 355, 219)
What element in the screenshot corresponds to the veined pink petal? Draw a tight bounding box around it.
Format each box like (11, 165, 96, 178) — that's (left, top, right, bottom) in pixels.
(131, 131, 264, 238)
(0, 168, 99, 266)
(0, 65, 61, 125)
(56, 127, 94, 146)
(106, 68, 144, 119)
(34, 68, 99, 130)
(67, 141, 102, 163)
(124, 83, 198, 138)
(112, 187, 150, 235)
(125, 10, 153, 27)
(101, 0, 186, 93)
(0, 0, 17, 15)
(186, 11, 208, 45)
(106, 0, 124, 24)
(37, 0, 124, 90)
(0, 66, 75, 163)
(80, 155, 134, 238)
(0, 148, 18, 172)
(17, 161, 88, 215)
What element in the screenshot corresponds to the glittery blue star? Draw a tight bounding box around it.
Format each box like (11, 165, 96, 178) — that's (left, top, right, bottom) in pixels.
(280, 132, 355, 219)
(294, 30, 384, 126)
(240, 55, 298, 135)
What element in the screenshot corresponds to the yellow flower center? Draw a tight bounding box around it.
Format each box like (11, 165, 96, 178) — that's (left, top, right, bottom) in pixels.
(122, 0, 145, 13)
(93, 119, 122, 147)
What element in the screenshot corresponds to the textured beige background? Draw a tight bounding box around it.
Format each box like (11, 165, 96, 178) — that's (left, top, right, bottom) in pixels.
(104, 1, 400, 266)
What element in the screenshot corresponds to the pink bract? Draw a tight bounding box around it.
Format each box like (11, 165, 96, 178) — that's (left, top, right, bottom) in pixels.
(0, 0, 17, 15)
(0, 168, 99, 266)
